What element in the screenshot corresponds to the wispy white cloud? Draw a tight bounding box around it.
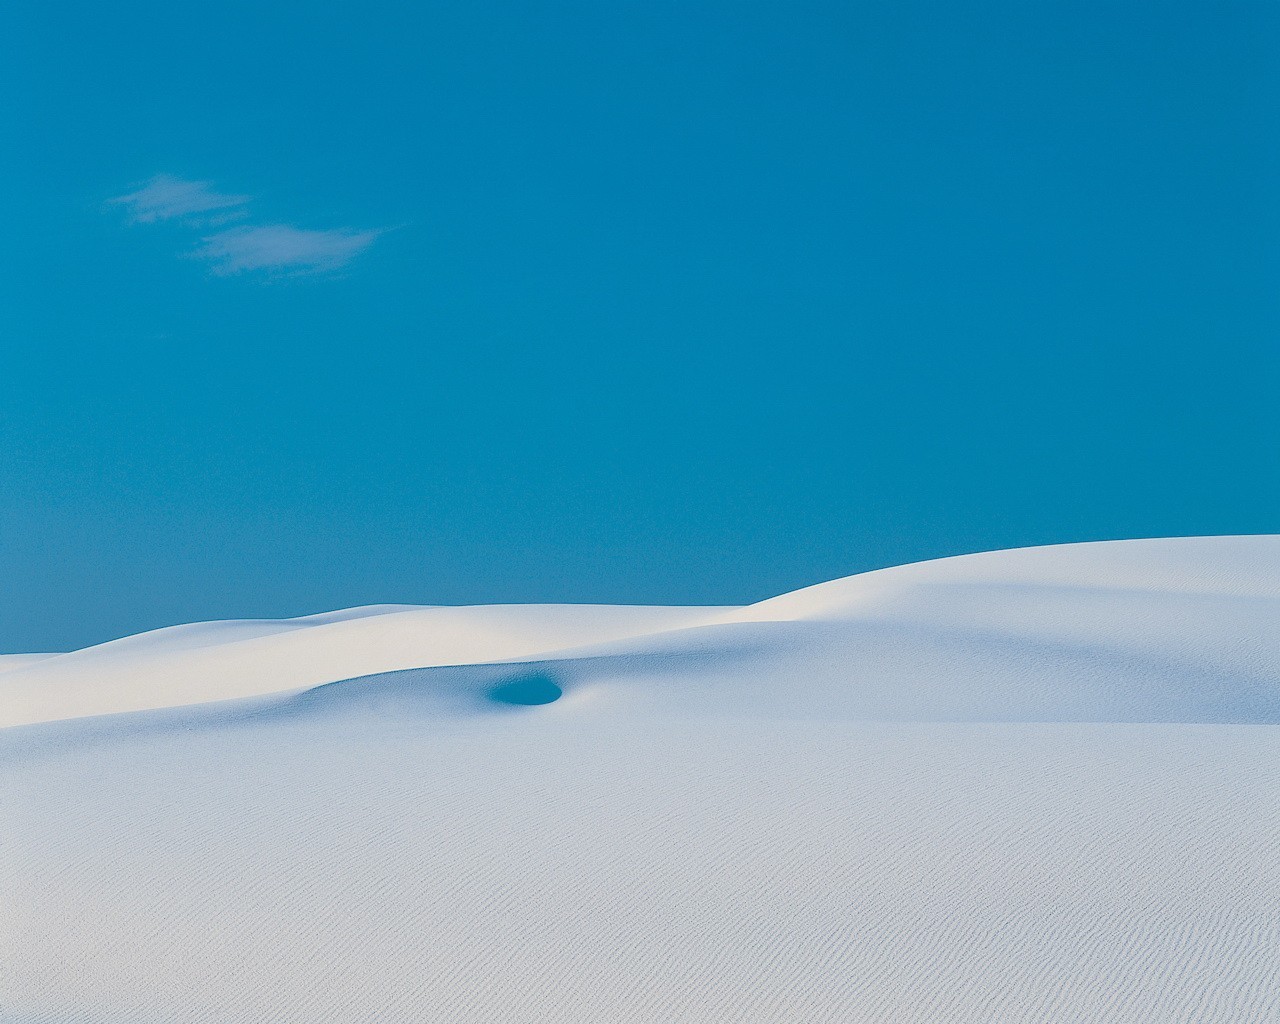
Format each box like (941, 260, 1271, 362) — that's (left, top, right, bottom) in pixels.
(112, 173, 382, 276)
(192, 224, 382, 275)
(110, 174, 251, 224)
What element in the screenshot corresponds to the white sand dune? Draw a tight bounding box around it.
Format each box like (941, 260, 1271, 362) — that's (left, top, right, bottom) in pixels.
(3, 536, 1279, 1021)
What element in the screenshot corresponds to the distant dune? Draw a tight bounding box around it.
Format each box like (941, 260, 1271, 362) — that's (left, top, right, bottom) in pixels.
(4, 536, 1280, 1021)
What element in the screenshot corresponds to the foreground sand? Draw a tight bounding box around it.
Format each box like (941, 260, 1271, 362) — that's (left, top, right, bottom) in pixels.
(3, 536, 1278, 1021)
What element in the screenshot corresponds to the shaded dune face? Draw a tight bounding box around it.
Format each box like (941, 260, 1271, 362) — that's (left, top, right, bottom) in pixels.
(235, 616, 1278, 732)
(5, 537, 1280, 1023)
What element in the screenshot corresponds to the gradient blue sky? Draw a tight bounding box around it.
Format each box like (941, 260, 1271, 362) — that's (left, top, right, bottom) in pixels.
(2, 1, 1277, 651)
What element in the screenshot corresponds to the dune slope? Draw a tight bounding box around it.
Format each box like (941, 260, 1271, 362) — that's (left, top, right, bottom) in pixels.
(3, 536, 1279, 1022)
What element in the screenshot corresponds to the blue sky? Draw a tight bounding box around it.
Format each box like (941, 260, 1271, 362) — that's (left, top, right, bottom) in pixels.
(2, 1, 1277, 651)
